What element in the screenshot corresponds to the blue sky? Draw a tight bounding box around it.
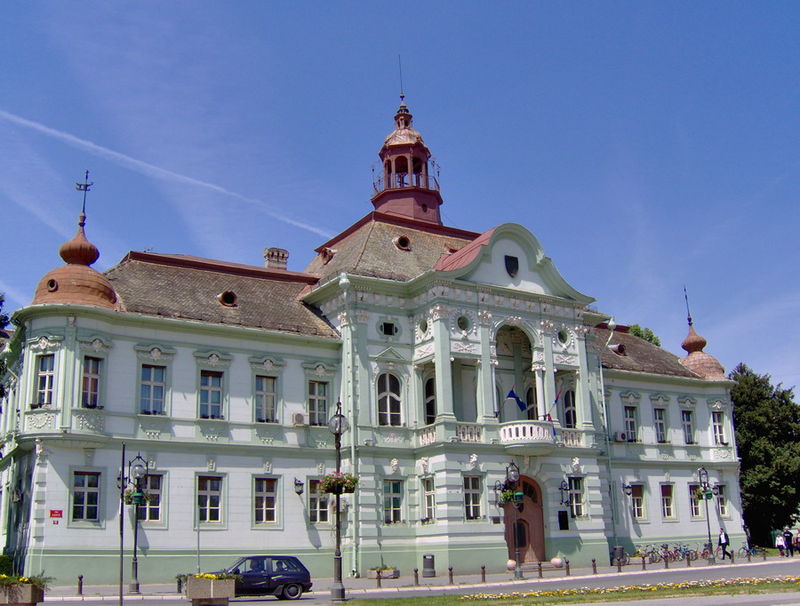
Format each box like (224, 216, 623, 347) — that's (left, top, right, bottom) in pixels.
(1, 2, 798, 389)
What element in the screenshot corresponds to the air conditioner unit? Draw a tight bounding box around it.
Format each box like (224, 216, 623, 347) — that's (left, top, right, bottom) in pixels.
(292, 412, 307, 426)
(612, 431, 628, 442)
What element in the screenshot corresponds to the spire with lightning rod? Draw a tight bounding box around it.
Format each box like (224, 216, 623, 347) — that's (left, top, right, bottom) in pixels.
(75, 170, 94, 224)
(398, 54, 405, 104)
(683, 285, 693, 327)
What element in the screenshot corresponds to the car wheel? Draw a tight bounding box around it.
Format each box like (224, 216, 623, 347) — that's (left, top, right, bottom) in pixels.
(281, 584, 303, 600)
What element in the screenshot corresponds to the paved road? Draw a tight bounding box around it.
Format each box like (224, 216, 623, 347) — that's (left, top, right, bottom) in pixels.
(44, 557, 800, 604)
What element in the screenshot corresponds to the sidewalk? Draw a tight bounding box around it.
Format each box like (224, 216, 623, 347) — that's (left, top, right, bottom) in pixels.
(43, 556, 795, 601)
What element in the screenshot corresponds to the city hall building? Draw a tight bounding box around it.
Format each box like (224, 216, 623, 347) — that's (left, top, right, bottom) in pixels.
(0, 100, 744, 584)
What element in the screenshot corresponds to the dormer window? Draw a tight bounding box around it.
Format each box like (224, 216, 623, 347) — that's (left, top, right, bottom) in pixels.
(217, 291, 237, 307)
(393, 235, 411, 251)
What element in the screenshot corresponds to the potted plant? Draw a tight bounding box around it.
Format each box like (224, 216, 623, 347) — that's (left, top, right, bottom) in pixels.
(0, 574, 50, 606)
(367, 565, 399, 579)
(185, 573, 237, 606)
(319, 472, 358, 494)
(497, 489, 515, 506)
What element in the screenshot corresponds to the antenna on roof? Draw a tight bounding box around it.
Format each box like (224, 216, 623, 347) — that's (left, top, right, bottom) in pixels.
(75, 170, 94, 217)
(398, 54, 405, 103)
(683, 285, 693, 327)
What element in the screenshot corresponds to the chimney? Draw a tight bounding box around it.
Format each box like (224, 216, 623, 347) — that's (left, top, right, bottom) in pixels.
(264, 247, 289, 270)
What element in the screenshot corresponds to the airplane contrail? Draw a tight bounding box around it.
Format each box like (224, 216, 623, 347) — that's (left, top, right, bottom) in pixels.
(0, 108, 333, 238)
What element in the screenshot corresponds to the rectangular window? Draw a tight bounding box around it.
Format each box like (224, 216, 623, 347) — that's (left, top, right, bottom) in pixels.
(568, 477, 584, 518)
(422, 477, 435, 523)
(137, 474, 163, 521)
(653, 408, 666, 443)
(660, 484, 674, 518)
(688, 483, 702, 517)
(254, 478, 277, 524)
(72, 471, 100, 521)
(631, 484, 644, 520)
(716, 484, 728, 516)
(308, 381, 328, 426)
(624, 406, 638, 442)
(140, 365, 166, 414)
(254, 376, 277, 423)
(35, 354, 55, 408)
(383, 479, 403, 524)
(82, 356, 102, 408)
(200, 371, 224, 419)
(464, 476, 481, 520)
(712, 411, 726, 445)
(308, 480, 329, 524)
(681, 410, 694, 444)
(197, 475, 223, 523)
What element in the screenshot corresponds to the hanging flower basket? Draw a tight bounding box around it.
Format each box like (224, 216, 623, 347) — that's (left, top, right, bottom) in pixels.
(320, 472, 358, 494)
(123, 489, 151, 505)
(497, 490, 515, 506)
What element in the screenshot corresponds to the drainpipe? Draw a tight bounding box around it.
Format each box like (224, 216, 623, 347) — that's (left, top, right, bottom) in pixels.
(598, 320, 620, 554)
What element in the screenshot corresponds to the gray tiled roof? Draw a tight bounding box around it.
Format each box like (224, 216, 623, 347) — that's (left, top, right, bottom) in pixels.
(105, 252, 339, 339)
(594, 327, 700, 379)
(306, 213, 479, 283)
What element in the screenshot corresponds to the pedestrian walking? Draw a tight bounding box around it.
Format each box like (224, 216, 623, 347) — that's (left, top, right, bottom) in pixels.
(776, 532, 786, 557)
(718, 528, 731, 560)
(783, 528, 794, 557)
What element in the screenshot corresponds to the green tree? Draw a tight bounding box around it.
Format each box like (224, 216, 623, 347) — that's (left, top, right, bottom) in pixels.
(629, 324, 661, 346)
(730, 363, 800, 545)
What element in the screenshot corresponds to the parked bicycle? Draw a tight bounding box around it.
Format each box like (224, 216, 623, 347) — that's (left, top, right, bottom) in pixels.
(737, 542, 765, 558)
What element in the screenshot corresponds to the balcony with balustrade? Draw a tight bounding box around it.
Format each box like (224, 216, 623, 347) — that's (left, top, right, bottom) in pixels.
(499, 420, 558, 455)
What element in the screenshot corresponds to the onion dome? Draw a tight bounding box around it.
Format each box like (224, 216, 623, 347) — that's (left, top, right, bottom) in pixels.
(679, 322, 725, 380)
(31, 212, 118, 310)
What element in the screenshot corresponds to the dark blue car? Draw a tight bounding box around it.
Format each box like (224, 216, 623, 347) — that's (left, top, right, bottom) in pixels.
(217, 555, 312, 600)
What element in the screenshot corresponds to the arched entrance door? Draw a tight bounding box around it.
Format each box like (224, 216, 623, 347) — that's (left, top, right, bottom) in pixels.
(504, 476, 545, 563)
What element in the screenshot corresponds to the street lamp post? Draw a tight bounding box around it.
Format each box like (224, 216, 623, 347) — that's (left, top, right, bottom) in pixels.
(698, 467, 715, 564)
(506, 461, 523, 580)
(328, 401, 349, 602)
(127, 454, 148, 594)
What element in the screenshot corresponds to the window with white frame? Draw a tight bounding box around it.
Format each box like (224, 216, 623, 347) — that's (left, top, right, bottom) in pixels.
(568, 477, 584, 517)
(383, 479, 403, 524)
(716, 484, 728, 516)
(464, 476, 481, 520)
(81, 356, 102, 408)
(681, 410, 694, 444)
(624, 406, 638, 441)
(200, 371, 224, 419)
(137, 474, 163, 521)
(563, 390, 577, 428)
(254, 376, 277, 423)
(630, 484, 645, 519)
(72, 471, 100, 522)
(712, 411, 726, 445)
(197, 475, 223, 523)
(526, 386, 538, 420)
(424, 378, 436, 425)
(377, 373, 402, 426)
(254, 477, 277, 524)
(308, 381, 328, 426)
(421, 477, 435, 522)
(653, 408, 667, 443)
(140, 365, 166, 415)
(308, 479, 329, 523)
(660, 484, 674, 518)
(688, 483, 702, 517)
(34, 354, 55, 408)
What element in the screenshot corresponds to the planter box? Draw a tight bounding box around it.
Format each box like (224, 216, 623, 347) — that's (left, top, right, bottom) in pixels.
(367, 568, 399, 579)
(0, 585, 45, 606)
(185, 578, 235, 606)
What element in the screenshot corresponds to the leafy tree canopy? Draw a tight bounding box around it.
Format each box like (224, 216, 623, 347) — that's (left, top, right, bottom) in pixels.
(730, 363, 800, 545)
(628, 324, 661, 347)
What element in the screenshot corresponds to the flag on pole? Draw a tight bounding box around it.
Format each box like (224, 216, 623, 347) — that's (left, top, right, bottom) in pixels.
(506, 388, 526, 412)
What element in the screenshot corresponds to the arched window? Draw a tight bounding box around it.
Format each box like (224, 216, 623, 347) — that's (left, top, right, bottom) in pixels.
(526, 387, 538, 420)
(378, 373, 402, 426)
(424, 377, 436, 425)
(563, 389, 576, 428)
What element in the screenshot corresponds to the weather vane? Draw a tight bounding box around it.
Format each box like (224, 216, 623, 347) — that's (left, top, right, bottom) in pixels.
(75, 170, 94, 215)
(398, 54, 405, 103)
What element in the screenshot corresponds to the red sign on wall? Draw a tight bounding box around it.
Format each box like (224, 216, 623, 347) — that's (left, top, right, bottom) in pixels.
(49, 510, 63, 518)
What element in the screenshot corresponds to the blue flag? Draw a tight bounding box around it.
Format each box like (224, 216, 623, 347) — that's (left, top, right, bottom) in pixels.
(507, 388, 526, 412)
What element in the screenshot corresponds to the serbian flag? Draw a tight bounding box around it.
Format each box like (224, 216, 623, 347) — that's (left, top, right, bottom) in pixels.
(506, 388, 526, 412)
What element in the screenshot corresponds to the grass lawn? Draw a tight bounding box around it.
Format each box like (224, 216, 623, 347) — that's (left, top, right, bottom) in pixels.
(348, 576, 800, 605)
